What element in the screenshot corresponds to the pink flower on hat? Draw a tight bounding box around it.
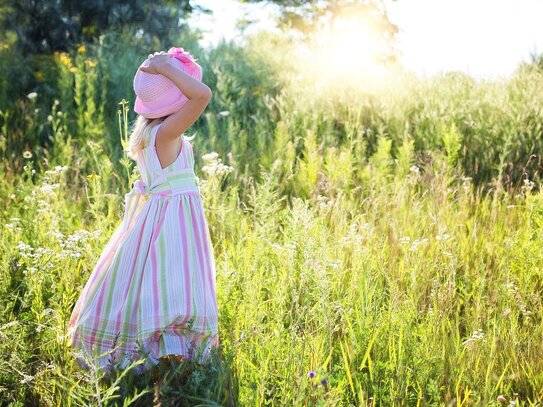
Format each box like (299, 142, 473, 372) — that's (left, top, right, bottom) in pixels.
(168, 47, 197, 64)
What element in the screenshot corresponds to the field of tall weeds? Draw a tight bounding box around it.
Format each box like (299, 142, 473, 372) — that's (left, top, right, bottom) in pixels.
(1, 28, 543, 406)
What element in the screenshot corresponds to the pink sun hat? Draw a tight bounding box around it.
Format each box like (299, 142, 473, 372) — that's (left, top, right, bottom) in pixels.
(133, 47, 203, 119)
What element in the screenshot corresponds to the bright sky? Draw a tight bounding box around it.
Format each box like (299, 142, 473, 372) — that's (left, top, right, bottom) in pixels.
(188, 0, 543, 80)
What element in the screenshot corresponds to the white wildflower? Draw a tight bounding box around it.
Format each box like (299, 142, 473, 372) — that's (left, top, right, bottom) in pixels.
(27, 92, 38, 100)
(521, 178, 535, 195)
(202, 152, 219, 163)
(39, 183, 59, 196)
(20, 373, 35, 384)
(436, 233, 452, 241)
(409, 238, 429, 252)
(327, 258, 341, 269)
(45, 230, 65, 242)
(35, 247, 55, 257)
(201, 152, 234, 177)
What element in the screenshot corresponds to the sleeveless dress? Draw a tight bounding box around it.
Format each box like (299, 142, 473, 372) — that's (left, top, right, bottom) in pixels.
(66, 123, 219, 373)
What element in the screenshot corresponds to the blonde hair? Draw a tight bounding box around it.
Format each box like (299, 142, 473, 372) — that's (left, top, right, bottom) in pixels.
(126, 115, 166, 160)
(125, 114, 196, 160)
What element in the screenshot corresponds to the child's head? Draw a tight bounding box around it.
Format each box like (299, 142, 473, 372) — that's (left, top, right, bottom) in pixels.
(133, 47, 202, 119)
(127, 47, 203, 159)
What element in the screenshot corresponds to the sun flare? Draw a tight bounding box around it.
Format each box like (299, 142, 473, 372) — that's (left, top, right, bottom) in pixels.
(292, 10, 400, 98)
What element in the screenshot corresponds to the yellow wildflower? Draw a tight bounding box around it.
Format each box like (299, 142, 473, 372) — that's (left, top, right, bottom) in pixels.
(69, 67, 78, 74)
(57, 52, 72, 68)
(84, 59, 97, 68)
(78, 44, 86, 53)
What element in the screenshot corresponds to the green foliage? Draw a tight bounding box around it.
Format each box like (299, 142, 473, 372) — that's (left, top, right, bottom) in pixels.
(2, 22, 543, 407)
(0, 0, 194, 55)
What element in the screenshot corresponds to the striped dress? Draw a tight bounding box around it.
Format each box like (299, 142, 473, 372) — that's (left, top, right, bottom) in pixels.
(67, 123, 219, 373)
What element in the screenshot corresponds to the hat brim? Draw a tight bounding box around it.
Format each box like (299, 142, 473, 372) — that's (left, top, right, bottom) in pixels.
(134, 95, 189, 119)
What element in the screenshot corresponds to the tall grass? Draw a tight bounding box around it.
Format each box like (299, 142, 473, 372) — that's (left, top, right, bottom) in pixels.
(1, 28, 543, 405)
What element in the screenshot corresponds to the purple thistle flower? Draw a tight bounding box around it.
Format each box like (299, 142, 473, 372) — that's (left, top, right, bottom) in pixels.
(307, 370, 316, 379)
(321, 378, 328, 386)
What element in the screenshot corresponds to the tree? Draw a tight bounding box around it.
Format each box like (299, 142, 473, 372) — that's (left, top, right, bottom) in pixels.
(0, 0, 209, 55)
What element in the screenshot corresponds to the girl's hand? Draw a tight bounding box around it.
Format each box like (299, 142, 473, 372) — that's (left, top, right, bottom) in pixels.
(138, 51, 172, 75)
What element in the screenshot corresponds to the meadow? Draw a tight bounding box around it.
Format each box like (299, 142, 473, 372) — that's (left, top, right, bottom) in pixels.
(1, 27, 543, 406)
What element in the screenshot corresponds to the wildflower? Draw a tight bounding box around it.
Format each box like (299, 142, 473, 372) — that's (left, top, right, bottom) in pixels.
(435, 233, 451, 241)
(521, 178, 535, 195)
(27, 92, 38, 100)
(53, 99, 60, 106)
(20, 374, 35, 385)
(462, 328, 485, 349)
(321, 378, 328, 386)
(23, 151, 33, 159)
(409, 238, 429, 252)
(497, 395, 507, 404)
(307, 370, 316, 379)
(327, 258, 341, 269)
(45, 165, 69, 175)
(47, 115, 53, 122)
(201, 151, 234, 177)
(77, 43, 86, 53)
(39, 183, 59, 196)
(202, 152, 219, 163)
(58, 52, 72, 68)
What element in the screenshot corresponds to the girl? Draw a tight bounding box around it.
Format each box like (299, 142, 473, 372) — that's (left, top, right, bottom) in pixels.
(67, 48, 219, 374)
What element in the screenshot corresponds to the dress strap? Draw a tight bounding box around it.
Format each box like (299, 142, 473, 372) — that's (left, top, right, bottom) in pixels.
(148, 123, 161, 149)
(184, 138, 194, 168)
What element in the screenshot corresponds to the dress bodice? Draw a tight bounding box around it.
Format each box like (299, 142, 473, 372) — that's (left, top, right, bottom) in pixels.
(120, 123, 200, 233)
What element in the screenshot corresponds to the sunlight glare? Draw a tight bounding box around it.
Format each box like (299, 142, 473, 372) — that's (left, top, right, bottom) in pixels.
(292, 10, 399, 99)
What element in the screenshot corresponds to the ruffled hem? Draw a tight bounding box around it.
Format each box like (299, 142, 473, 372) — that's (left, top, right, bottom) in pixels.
(69, 323, 220, 375)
